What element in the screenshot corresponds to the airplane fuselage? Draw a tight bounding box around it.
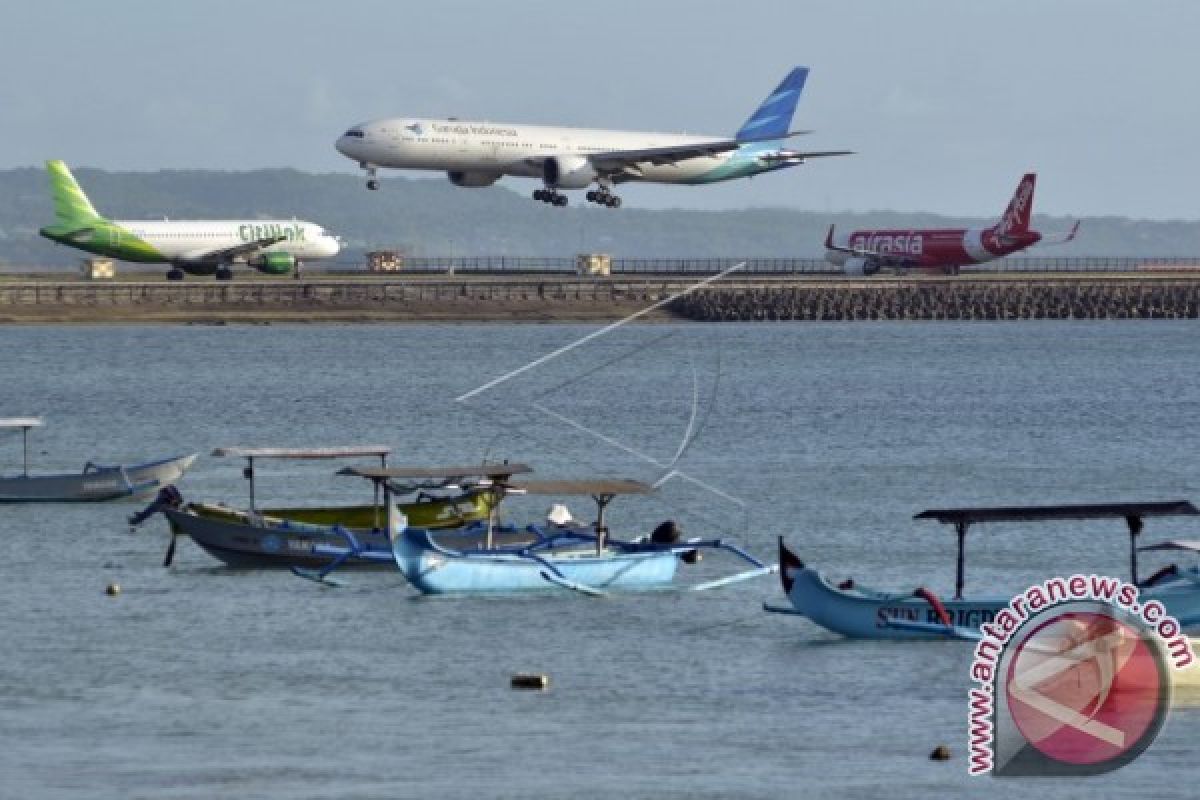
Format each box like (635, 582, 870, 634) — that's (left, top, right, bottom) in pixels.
(42, 219, 339, 266)
(336, 118, 792, 187)
(825, 227, 1042, 270)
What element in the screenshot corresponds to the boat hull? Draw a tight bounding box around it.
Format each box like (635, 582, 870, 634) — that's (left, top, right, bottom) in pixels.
(780, 564, 1200, 639)
(186, 490, 494, 532)
(165, 493, 505, 568)
(392, 528, 680, 594)
(783, 566, 1007, 639)
(0, 454, 197, 503)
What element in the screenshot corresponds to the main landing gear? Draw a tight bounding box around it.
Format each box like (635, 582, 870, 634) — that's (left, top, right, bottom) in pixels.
(166, 268, 184, 281)
(533, 188, 568, 207)
(215, 266, 234, 281)
(586, 189, 621, 208)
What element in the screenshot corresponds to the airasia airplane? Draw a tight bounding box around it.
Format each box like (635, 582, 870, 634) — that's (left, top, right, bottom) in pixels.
(824, 173, 1079, 275)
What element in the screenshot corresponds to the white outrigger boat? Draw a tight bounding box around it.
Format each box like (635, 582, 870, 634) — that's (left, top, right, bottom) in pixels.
(294, 472, 777, 595)
(0, 417, 196, 503)
(764, 501, 1200, 639)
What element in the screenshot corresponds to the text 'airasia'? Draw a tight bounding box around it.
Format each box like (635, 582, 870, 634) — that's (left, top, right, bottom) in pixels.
(824, 174, 1079, 275)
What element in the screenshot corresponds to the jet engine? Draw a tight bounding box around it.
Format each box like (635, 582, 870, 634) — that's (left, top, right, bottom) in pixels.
(249, 251, 296, 274)
(447, 170, 500, 188)
(543, 155, 597, 189)
(842, 257, 880, 276)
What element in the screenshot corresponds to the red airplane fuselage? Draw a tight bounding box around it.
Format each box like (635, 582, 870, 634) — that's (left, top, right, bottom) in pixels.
(825, 173, 1057, 275)
(837, 227, 1042, 269)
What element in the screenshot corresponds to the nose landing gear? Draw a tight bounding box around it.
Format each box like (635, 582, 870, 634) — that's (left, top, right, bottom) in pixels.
(362, 164, 380, 191)
(585, 189, 622, 208)
(533, 188, 568, 207)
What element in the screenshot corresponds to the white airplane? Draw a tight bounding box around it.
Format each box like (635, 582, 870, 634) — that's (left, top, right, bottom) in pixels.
(38, 161, 341, 280)
(335, 67, 850, 208)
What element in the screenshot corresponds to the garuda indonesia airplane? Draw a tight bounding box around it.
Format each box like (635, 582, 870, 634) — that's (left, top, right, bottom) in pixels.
(335, 66, 851, 208)
(38, 161, 340, 280)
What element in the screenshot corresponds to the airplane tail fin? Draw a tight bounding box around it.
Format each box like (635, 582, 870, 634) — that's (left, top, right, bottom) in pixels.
(736, 67, 809, 142)
(45, 160, 103, 224)
(993, 173, 1036, 237)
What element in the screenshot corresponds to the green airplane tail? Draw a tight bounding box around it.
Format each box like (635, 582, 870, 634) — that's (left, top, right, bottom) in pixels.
(45, 160, 103, 224)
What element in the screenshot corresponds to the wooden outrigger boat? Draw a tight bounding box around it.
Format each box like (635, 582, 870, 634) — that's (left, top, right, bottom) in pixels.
(129, 445, 529, 567)
(295, 473, 777, 595)
(0, 417, 196, 503)
(764, 501, 1200, 639)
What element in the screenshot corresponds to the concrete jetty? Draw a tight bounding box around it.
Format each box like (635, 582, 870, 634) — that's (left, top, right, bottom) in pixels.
(1, 273, 1198, 323)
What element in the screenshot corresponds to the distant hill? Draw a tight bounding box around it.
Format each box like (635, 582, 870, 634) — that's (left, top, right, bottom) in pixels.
(2, 166, 1199, 268)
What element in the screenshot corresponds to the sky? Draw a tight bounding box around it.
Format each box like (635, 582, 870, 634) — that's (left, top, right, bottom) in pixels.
(1, 0, 1197, 219)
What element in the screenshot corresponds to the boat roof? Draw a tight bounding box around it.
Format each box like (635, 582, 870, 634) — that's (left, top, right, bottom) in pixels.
(212, 446, 391, 459)
(512, 479, 654, 496)
(1139, 539, 1200, 554)
(0, 417, 44, 429)
(339, 463, 534, 480)
(915, 501, 1200, 525)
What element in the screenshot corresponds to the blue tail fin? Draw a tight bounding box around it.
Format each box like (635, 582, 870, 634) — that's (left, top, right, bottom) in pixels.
(736, 67, 809, 142)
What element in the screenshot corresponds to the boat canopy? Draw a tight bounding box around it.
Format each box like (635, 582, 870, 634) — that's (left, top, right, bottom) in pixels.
(512, 479, 654, 496)
(339, 463, 533, 480)
(914, 500, 1200, 598)
(0, 417, 44, 429)
(914, 501, 1200, 525)
(213, 446, 391, 459)
(1139, 539, 1200, 554)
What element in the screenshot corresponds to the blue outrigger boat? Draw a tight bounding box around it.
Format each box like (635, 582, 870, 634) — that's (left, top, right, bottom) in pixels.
(294, 473, 777, 595)
(764, 501, 1200, 639)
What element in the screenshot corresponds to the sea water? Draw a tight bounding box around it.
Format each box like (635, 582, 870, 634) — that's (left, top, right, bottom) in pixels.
(1, 321, 1198, 799)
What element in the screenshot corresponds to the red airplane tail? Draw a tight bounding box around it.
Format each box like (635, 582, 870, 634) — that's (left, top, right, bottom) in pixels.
(993, 173, 1036, 237)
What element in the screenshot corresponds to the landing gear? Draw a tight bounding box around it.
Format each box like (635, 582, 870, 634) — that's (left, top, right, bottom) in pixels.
(166, 268, 184, 281)
(586, 188, 622, 208)
(215, 266, 234, 281)
(533, 188, 568, 207)
(362, 163, 379, 191)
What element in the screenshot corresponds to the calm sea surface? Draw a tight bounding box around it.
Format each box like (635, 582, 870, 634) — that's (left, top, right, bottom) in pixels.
(2, 321, 1199, 799)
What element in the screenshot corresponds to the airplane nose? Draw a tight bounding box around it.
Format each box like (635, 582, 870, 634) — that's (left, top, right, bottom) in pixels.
(335, 136, 351, 157)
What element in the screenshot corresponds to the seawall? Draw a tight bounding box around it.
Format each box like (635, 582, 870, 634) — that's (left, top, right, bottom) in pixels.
(1, 274, 1199, 323)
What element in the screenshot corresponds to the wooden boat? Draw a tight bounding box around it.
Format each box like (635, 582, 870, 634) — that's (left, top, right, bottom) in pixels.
(131, 447, 532, 568)
(296, 474, 777, 595)
(764, 501, 1200, 639)
(0, 417, 196, 502)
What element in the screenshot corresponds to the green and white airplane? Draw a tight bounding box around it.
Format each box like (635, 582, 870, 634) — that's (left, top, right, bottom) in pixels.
(38, 160, 340, 280)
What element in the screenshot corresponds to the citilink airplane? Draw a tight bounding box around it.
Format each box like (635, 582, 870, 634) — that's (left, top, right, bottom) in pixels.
(38, 161, 340, 280)
(335, 66, 850, 208)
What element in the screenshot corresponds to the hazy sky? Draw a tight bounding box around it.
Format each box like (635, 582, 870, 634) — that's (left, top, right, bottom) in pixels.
(2, 0, 1196, 218)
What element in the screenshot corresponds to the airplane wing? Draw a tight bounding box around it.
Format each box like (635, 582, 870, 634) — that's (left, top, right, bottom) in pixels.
(177, 234, 288, 265)
(548, 131, 850, 176)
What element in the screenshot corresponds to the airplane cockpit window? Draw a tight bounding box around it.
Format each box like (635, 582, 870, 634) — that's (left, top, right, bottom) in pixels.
(343, 129, 365, 138)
